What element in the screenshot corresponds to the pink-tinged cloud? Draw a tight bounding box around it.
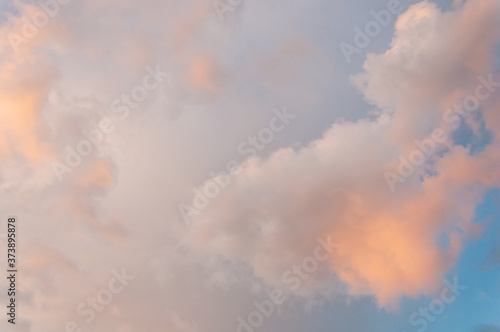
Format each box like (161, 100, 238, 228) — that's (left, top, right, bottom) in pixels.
(1, 0, 499, 330)
(185, 0, 500, 308)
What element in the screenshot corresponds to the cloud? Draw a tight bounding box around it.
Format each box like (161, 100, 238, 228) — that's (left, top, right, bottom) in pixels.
(185, 0, 500, 309)
(0, 0, 499, 330)
(352, 0, 500, 145)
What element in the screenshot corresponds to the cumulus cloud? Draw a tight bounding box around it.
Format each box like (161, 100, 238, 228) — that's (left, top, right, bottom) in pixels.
(185, 0, 500, 309)
(352, 0, 500, 147)
(0, 0, 499, 331)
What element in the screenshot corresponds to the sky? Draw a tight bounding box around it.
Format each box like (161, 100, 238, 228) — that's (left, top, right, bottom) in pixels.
(0, 0, 499, 331)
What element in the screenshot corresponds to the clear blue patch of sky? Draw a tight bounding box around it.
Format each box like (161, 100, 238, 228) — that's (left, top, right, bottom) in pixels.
(425, 189, 500, 332)
(0, 0, 19, 25)
(451, 111, 493, 155)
